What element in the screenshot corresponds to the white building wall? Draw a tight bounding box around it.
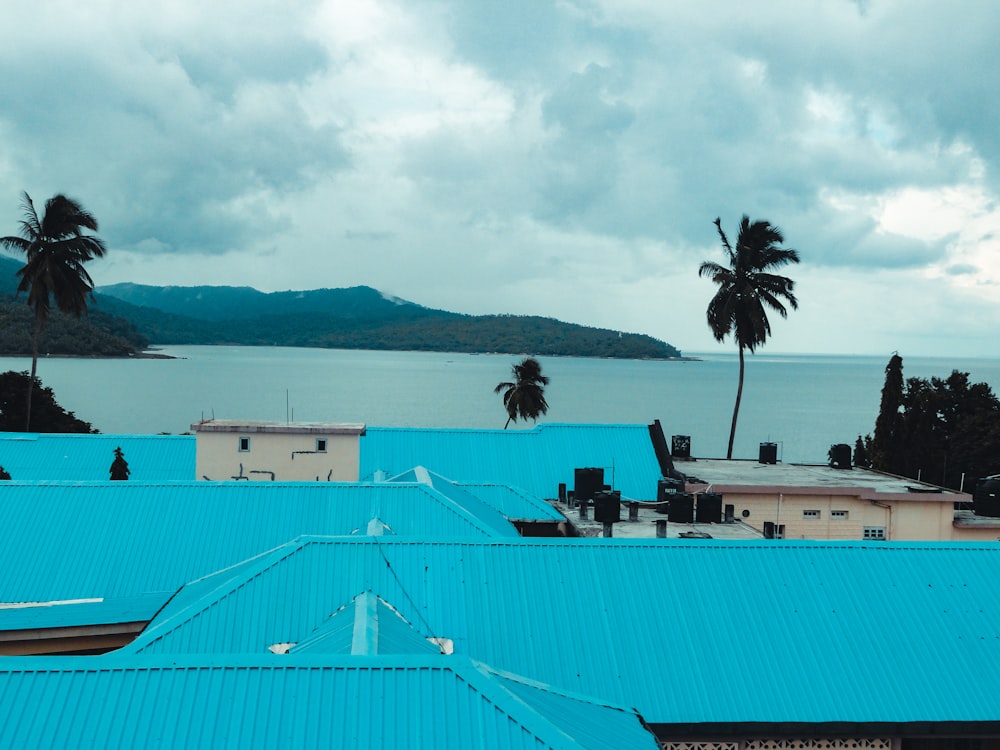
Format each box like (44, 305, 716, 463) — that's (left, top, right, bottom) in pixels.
(193, 421, 364, 482)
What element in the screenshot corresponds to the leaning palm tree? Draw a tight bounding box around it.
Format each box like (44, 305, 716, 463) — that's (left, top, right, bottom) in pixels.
(699, 216, 800, 459)
(0, 192, 107, 430)
(494, 357, 550, 429)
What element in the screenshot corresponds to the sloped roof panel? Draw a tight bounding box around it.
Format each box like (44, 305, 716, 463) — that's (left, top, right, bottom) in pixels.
(0, 433, 194, 481)
(0, 592, 165, 631)
(386, 466, 527, 532)
(288, 592, 442, 656)
(458, 483, 564, 521)
(125, 537, 1000, 725)
(0, 481, 506, 609)
(361, 424, 662, 500)
(0, 655, 659, 750)
(488, 667, 655, 750)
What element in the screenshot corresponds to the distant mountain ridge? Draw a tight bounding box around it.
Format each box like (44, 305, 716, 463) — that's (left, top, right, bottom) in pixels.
(95, 281, 683, 359)
(96, 283, 423, 322)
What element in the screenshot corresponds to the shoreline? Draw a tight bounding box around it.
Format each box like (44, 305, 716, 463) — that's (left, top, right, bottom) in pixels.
(0, 345, 698, 363)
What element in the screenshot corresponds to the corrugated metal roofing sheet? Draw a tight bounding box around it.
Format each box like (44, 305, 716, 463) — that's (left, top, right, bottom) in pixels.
(387, 466, 564, 521)
(0, 592, 165, 631)
(288, 591, 443, 656)
(387, 467, 521, 533)
(126, 536, 1000, 725)
(0, 655, 658, 749)
(456, 483, 563, 521)
(0, 481, 512, 610)
(361, 424, 662, 500)
(0, 433, 194, 481)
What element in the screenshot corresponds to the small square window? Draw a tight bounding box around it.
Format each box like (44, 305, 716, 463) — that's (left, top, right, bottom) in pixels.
(831, 510, 849, 520)
(238, 437, 250, 452)
(316, 438, 328, 453)
(863, 526, 886, 540)
(803, 509, 820, 519)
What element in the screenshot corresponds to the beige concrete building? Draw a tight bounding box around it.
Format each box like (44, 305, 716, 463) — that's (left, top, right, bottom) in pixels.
(679, 458, 1000, 542)
(192, 420, 365, 482)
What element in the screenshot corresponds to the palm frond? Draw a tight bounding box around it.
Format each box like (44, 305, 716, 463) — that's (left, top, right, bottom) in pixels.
(494, 358, 550, 426)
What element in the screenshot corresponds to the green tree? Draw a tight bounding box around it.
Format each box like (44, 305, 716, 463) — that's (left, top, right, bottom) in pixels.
(868, 353, 904, 470)
(0, 192, 107, 430)
(110, 446, 130, 480)
(494, 357, 550, 429)
(699, 216, 800, 459)
(866, 356, 1000, 490)
(853, 436, 869, 468)
(0, 370, 96, 433)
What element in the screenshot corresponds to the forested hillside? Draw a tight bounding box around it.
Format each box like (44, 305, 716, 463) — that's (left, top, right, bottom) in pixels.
(97, 282, 683, 359)
(0, 254, 682, 359)
(0, 257, 147, 356)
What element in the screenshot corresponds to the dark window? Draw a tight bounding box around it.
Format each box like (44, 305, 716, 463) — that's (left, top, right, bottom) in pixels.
(239, 437, 250, 452)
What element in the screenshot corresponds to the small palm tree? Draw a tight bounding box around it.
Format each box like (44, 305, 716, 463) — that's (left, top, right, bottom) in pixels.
(0, 192, 107, 430)
(494, 357, 550, 429)
(699, 216, 800, 459)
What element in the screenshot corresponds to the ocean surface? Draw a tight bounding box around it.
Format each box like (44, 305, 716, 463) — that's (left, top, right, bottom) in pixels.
(3, 346, 1000, 464)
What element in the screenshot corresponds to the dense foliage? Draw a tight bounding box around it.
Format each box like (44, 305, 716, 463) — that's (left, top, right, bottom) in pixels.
(0, 371, 96, 433)
(1, 258, 684, 360)
(867, 356, 1000, 491)
(0, 300, 147, 356)
(95, 283, 683, 359)
(0, 251, 147, 356)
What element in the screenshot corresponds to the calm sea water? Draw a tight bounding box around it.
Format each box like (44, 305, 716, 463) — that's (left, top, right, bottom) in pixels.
(3, 346, 1000, 464)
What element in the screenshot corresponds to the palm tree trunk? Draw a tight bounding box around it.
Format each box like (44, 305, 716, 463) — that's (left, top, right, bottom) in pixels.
(25, 309, 42, 432)
(504, 416, 512, 429)
(726, 344, 745, 459)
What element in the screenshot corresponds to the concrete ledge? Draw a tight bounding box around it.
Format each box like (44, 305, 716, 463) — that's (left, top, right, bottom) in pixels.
(191, 420, 366, 436)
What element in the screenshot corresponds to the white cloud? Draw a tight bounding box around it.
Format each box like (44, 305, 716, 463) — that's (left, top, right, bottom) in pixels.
(3, 0, 1000, 358)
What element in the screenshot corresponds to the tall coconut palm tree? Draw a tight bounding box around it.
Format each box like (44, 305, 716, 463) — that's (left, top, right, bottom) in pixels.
(494, 357, 550, 429)
(0, 192, 107, 430)
(699, 215, 799, 459)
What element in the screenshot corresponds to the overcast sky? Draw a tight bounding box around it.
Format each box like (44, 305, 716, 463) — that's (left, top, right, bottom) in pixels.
(2, 0, 998, 358)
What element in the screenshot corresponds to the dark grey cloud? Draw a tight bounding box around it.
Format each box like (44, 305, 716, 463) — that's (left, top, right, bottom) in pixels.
(1, 0, 996, 356)
(0, 13, 348, 256)
(535, 64, 636, 221)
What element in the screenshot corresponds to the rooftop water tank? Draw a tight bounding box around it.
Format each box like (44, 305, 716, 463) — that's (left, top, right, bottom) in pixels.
(759, 442, 777, 465)
(574, 467, 604, 503)
(671, 435, 691, 458)
(974, 475, 1000, 518)
(593, 490, 622, 524)
(696, 492, 723, 524)
(668, 492, 694, 524)
(828, 443, 852, 470)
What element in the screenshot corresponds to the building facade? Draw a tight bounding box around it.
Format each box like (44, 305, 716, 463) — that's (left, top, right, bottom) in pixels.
(192, 419, 365, 481)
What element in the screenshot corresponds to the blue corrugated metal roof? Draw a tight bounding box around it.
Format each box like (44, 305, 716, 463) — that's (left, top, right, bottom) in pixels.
(0, 481, 511, 612)
(386, 466, 545, 529)
(125, 536, 1000, 725)
(361, 424, 662, 500)
(287, 591, 444, 656)
(456, 482, 564, 521)
(0, 655, 658, 749)
(0, 433, 194, 481)
(0, 592, 165, 631)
